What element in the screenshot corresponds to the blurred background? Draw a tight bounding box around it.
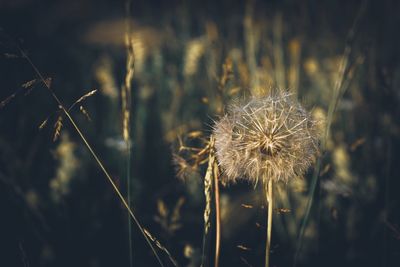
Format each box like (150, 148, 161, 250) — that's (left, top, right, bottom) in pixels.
(0, 0, 399, 266)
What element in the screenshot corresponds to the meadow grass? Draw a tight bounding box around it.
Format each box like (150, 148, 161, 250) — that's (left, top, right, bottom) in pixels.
(1, 0, 390, 266)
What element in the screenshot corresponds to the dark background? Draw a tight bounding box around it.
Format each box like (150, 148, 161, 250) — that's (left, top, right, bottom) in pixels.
(1, 0, 400, 266)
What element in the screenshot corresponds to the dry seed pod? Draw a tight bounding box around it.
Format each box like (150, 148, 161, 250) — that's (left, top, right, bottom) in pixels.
(213, 91, 319, 184)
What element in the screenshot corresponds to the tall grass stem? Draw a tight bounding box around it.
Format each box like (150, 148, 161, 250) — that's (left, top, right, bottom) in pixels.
(20, 49, 165, 267)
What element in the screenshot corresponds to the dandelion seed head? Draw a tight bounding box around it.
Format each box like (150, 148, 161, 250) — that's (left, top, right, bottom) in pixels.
(213, 91, 319, 184)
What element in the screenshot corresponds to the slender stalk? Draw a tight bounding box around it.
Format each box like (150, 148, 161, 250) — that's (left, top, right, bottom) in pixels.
(126, 141, 133, 267)
(64, 110, 164, 267)
(294, 3, 367, 265)
(123, 0, 134, 265)
(213, 161, 221, 267)
(20, 50, 165, 267)
(265, 178, 273, 267)
(201, 139, 214, 267)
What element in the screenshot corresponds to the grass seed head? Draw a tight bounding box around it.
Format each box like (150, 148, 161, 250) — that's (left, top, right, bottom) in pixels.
(213, 91, 319, 184)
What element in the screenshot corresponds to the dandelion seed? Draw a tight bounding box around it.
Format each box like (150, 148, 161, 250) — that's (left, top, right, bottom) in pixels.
(237, 245, 252, 251)
(143, 229, 179, 267)
(275, 208, 291, 214)
(213, 91, 319, 184)
(21, 79, 37, 89)
(79, 105, 92, 121)
(0, 93, 17, 108)
(38, 118, 49, 129)
(3, 53, 19, 58)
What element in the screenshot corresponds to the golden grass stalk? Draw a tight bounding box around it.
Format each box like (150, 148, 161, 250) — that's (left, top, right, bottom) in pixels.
(18, 48, 167, 267)
(123, 1, 134, 265)
(201, 138, 214, 267)
(198, 136, 222, 267)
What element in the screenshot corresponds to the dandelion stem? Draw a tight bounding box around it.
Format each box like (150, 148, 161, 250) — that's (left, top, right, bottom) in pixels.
(213, 160, 221, 267)
(265, 178, 273, 267)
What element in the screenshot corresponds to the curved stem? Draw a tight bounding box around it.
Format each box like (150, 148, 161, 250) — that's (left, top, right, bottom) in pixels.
(64, 109, 164, 267)
(20, 50, 165, 267)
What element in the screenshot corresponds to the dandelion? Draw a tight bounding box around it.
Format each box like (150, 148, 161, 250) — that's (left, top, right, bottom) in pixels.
(213, 91, 319, 184)
(213, 91, 319, 267)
